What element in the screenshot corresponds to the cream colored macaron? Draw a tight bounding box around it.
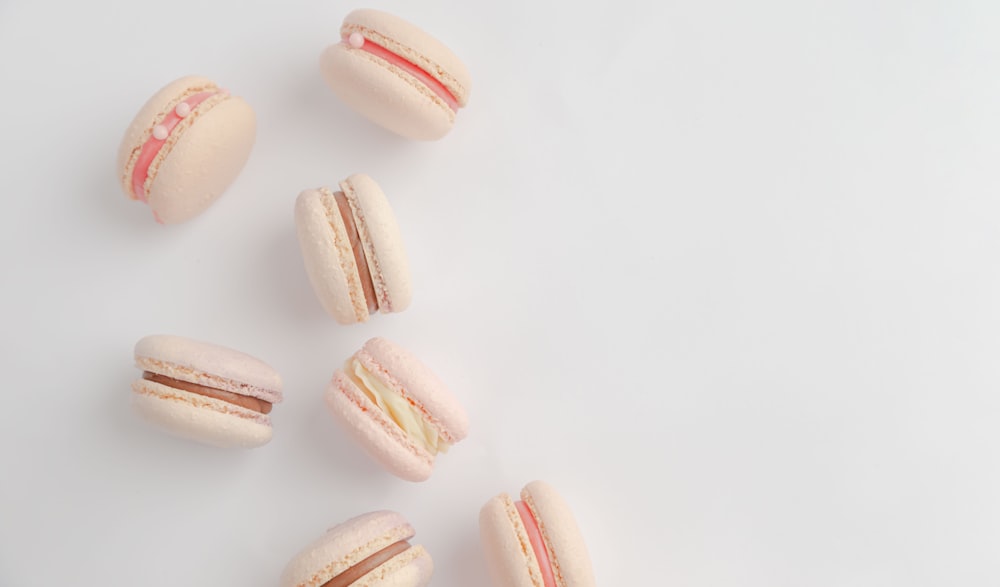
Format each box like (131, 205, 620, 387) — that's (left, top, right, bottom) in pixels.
(131, 335, 282, 448)
(480, 481, 597, 587)
(117, 76, 256, 224)
(320, 9, 471, 140)
(294, 174, 412, 324)
(281, 511, 433, 587)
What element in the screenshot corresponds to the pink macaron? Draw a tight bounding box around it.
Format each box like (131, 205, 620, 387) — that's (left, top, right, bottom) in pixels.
(280, 510, 433, 587)
(117, 76, 256, 224)
(320, 8, 471, 140)
(295, 174, 412, 324)
(131, 335, 283, 448)
(325, 337, 468, 482)
(479, 481, 596, 587)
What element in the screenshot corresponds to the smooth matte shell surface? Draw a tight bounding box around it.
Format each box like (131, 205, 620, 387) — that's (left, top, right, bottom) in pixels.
(295, 188, 362, 324)
(326, 371, 434, 481)
(145, 97, 255, 224)
(320, 46, 454, 140)
(319, 9, 471, 140)
(522, 481, 596, 587)
(479, 481, 596, 587)
(343, 8, 471, 100)
(324, 337, 468, 481)
(295, 174, 411, 324)
(355, 337, 467, 441)
(134, 334, 282, 403)
(341, 175, 412, 314)
(131, 379, 273, 448)
(480, 493, 542, 587)
(116, 76, 216, 184)
(116, 75, 256, 224)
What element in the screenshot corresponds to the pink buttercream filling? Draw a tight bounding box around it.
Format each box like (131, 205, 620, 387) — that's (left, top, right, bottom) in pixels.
(342, 34, 460, 112)
(130, 90, 220, 204)
(516, 501, 556, 587)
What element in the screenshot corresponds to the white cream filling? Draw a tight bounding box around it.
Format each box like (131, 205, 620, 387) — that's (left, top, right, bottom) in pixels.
(348, 359, 449, 454)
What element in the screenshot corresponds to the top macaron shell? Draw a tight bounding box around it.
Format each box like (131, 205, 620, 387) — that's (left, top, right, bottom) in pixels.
(131, 335, 282, 448)
(117, 75, 256, 224)
(295, 174, 412, 324)
(325, 337, 468, 481)
(280, 511, 433, 587)
(320, 9, 471, 140)
(479, 481, 596, 587)
(134, 335, 283, 402)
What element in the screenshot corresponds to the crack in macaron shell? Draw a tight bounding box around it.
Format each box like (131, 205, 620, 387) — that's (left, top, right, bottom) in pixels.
(129, 89, 223, 203)
(142, 371, 272, 414)
(340, 32, 459, 112)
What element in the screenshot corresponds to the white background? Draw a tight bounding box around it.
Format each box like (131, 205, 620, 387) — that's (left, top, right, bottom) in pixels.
(1, 0, 999, 584)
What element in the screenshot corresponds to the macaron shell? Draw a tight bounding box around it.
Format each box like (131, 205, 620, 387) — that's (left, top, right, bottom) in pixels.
(320, 45, 454, 140)
(356, 337, 468, 443)
(342, 9, 471, 104)
(145, 95, 256, 224)
(341, 174, 412, 314)
(358, 546, 433, 587)
(134, 335, 282, 403)
(131, 378, 273, 448)
(280, 511, 430, 587)
(522, 481, 596, 587)
(295, 188, 369, 324)
(479, 493, 544, 587)
(116, 75, 216, 191)
(325, 371, 434, 482)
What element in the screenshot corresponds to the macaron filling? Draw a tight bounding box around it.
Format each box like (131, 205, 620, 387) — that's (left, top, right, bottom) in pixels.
(341, 32, 460, 112)
(130, 88, 225, 204)
(334, 191, 378, 313)
(515, 501, 556, 587)
(321, 540, 410, 587)
(344, 358, 449, 454)
(142, 372, 272, 414)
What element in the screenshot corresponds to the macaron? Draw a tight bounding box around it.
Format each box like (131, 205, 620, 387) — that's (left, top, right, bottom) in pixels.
(295, 174, 411, 324)
(281, 511, 433, 587)
(117, 76, 256, 224)
(319, 8, 471, 140)
(479, 481, 596, 587)
(131, 335, 282, 448)
(325, 337, 468, 481)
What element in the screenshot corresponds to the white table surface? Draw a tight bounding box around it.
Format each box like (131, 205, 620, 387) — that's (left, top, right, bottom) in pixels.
(2, 0, 999, 584)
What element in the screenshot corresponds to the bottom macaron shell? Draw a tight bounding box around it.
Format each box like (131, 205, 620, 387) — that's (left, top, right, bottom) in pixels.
(320, 46, 454, 141)
(480, 495, 544, 587)
(295, 189, 366, 324)
(521, 481, 596, 587)
(146, 97, 256, 224)
(324, 373, 433, 482)
(131, 379, 272, 448)
(281, 511, 433, 587)
(355, 545, 432, 587)
(480, 483, 597, 587)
